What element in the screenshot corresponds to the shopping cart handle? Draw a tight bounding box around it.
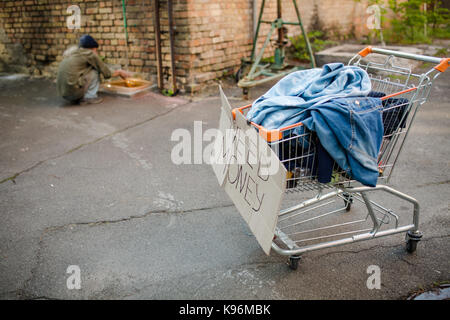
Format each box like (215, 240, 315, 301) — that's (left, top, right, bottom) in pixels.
(435, 58, 449, 73)
(358, 46, 373, 58)
(357, 46, 449, 72)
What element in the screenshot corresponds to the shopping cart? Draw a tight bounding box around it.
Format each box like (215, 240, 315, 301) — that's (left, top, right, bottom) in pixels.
(232, 47, 449, 270)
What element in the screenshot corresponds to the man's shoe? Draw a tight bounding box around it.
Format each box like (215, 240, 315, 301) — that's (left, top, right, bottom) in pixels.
(81, 97, 103, 104)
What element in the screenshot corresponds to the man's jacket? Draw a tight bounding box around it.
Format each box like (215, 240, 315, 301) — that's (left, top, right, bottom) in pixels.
(57, 47, 111, 99)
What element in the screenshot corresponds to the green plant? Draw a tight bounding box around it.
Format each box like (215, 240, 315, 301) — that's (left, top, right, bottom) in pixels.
(389, 0, 448, 43)
(261, 56, 275, 64)
(435, 47, 448, 57)
(288, 31, 335, 62)
(389, 0, 431, 43)
(425, 0, 450, 39)
(355, 0, 449, 44)
(161, 88, 174, 96)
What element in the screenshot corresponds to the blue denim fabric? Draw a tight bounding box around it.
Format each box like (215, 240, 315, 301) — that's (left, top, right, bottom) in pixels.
(246, 63, 372, 129)
(301, 97, 383, 187)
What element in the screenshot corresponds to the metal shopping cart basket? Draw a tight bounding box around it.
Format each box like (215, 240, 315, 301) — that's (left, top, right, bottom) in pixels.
(232, 47, 449, 270)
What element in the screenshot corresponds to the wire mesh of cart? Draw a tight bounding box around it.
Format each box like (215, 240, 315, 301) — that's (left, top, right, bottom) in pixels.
(232, 47, 449, 270)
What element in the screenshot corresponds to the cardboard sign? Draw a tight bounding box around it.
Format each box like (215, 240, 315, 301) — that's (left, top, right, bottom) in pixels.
(211, 86, 234, 186)
(211, 87, 286, 255)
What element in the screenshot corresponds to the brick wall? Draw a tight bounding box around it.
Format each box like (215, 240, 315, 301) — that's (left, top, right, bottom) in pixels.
(0, 0, 373, 93)
(0, 0, 164, 78)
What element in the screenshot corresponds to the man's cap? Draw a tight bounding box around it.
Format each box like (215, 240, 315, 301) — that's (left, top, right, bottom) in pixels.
(79, 34, 99, 49)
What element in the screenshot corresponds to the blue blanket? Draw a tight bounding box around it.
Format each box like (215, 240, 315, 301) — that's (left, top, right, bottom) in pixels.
(247, 63, 372, 129)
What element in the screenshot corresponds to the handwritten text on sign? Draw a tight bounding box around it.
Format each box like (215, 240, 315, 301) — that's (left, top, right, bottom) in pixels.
(211, 88, 286, 255)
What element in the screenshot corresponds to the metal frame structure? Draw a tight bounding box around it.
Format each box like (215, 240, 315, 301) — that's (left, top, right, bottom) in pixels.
(237, 0, 315, 98)
(233, 47, 448, 270)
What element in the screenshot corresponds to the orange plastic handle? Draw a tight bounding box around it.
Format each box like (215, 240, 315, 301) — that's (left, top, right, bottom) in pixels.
(434, 58, 449, 73)
(358, 46, 372, 57)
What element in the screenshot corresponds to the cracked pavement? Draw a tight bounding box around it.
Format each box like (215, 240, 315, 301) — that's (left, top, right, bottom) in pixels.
(0, 69, 449, 300)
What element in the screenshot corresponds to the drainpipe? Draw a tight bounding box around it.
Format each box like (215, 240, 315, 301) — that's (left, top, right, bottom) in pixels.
(168, 0, 178, 94)
(153, 0, 163, 90)
(253, 0, 257, 37)
(121, 0, 129, 70)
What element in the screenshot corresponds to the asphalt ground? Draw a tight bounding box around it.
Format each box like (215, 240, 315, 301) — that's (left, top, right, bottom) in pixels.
(0, 62, 448, 299)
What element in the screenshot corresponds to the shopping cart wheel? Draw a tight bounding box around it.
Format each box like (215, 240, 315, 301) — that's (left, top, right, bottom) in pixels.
(288, 255, 301, 270)
(343, 193, 353, 211)
(405, 230, 423, 253)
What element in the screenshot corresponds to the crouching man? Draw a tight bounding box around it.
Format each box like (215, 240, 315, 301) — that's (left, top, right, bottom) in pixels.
(57, 34, 130, 104)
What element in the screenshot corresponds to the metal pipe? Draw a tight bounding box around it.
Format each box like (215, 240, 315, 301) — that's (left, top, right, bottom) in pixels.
(344, 185, 420, 230)
(371, 47, 442, 64)
(248, 22, 275, 78)
(280, 206, 347, 230)
(253, 0, 257, 37)
(278, 200, 335, 222)
(292, 0, 316, 67)
(277, 0, 283, 48)
(121, 0, 129, 41)
(121, 0, 129, 70)
(272, 225, 415, 256)
(278, 189, 342, 217)
(167, 0, 177, 94)
(286, 219, 367, 237)
(153, 0, 163, 90)
(360, 191, 380, 233)
(250, 0, 266, 62)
